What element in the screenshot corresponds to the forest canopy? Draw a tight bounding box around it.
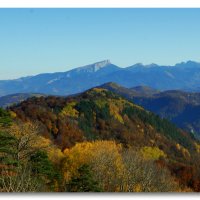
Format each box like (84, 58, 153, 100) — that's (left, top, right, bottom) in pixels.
(1, 88, 200, 192)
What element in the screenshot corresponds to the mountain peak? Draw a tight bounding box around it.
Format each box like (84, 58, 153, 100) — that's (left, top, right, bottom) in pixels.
(74, 60, 112, 73)
(175, 60, 200, 68)
(99, 82, 121, 89)
(133, 63, 159, 68)
(127, 63, 159, 71)
(93, 60, 111, 71)
(145, 63, 159, 68)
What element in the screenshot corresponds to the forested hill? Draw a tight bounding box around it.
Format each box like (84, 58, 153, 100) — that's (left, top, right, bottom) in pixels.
(6, 87, 200, 191)
(9, 88, 195, 157)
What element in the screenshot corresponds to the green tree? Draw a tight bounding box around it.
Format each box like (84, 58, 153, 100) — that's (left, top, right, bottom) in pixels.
(0, 108, 12, 127)
(66, 164, 102, 192)
(0, 131, 17, 166)
(30, 150, 61, 190)
(0, 132, 44, 192)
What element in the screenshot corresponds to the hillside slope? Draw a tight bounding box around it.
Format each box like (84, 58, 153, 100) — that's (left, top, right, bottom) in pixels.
(101, 82, 200, 138)
(7, 87, 200, 191)
(9, 88, 196, 158)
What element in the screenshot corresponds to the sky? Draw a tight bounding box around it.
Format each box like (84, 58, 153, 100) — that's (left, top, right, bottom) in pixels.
(0, 8, 200, 79)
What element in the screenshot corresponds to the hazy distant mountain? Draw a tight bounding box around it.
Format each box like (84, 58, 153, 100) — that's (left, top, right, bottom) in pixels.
(0, 93, 45, 108)
(100, 82, 200, 138)
(107, 60, 200, 91)
(130, 85, 159, 96)
(1, 60, 200, 96)
(0, 60, 120, 96)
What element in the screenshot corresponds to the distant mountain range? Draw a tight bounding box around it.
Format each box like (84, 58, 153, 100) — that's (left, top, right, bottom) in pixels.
(1, 60, 200, 96)
(100, 82, 200, 138)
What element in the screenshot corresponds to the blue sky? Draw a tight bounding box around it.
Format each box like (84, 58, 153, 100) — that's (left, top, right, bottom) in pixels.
(0, 8, 200, 79)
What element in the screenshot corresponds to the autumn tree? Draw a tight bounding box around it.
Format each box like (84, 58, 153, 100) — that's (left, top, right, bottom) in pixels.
(120, 149, 180, 192)
(0, 120, 62, 192)
(0, 163, 43, 192)
(62, 140, 124, 192)
(5, 122, 50, 163)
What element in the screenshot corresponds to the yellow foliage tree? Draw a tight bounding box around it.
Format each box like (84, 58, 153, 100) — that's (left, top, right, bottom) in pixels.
(121, 149, 179, 192)
(194, 142, 200, 153)
(109, 102, 124, 124)
(8, 111, 17, 119)
(7, 121, 65, 164)
(140, 146, 166, 160)
(60, 102, 79, 118)
(62, 140, 124, 191)
(176, 143, 191, 159)
(6, 122, 49, 162)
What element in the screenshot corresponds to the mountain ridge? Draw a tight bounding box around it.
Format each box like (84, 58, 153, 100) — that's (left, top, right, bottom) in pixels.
(1, 60, 200, 96)
(100, 82, 200, 138)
